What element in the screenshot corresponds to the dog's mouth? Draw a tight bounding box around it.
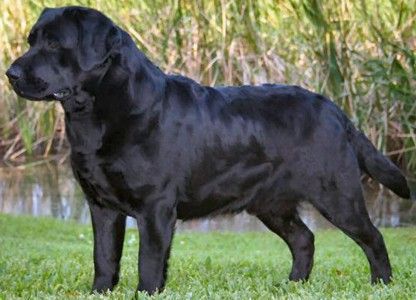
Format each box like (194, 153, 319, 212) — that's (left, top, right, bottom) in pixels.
(17, 88, 72, 101)
(12, 86, 52, 101)
(10, 80, 72, 101)
(52, 88, 72, 100)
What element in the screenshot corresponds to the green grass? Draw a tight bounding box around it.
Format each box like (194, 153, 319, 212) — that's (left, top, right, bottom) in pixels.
(0, 214, 415, 299)
(0, 0, 415, 172)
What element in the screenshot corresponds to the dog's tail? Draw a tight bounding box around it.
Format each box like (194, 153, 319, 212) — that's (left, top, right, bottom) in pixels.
(346, 121, 411, 199)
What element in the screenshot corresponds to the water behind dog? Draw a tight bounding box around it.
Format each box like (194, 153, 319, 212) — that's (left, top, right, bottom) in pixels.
(0, 163, 415, 231)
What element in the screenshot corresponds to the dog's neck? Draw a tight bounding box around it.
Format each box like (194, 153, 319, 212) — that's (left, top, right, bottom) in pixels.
(64, 33, 167, 155)
(91, 32, 166, 118)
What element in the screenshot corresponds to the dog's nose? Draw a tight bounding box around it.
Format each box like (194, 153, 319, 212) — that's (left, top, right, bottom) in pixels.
(6, 65, 23, 81)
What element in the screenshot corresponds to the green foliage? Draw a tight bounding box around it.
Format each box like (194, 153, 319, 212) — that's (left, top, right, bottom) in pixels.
(0, 0, 415, 172)
(1, 214, 416, 299)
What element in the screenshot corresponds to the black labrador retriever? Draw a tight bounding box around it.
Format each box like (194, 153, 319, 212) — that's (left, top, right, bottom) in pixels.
(6, 6, 412, 295)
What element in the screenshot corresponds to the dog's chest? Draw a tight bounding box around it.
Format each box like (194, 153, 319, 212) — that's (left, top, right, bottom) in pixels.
(66, 116, 136, 210)
(71, 147, 157, 211)
(71, 152, 116, 206)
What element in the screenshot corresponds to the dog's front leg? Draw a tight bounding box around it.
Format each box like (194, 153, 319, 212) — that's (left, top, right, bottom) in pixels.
(136, 201, 176, 295)
(89, 202, 126, 293)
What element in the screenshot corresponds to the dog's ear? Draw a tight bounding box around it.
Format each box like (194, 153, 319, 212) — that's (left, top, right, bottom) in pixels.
(67, 7, 122, 71)
(78, 24, 121, 71)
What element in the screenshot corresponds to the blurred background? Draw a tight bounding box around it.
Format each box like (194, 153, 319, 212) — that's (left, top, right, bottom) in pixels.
(0, 0, 415, 230)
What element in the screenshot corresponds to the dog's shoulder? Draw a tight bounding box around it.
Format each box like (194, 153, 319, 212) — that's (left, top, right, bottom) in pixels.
(164, 74, 226, 109)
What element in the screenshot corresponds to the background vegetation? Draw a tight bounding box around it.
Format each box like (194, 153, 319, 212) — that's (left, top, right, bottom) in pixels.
(1, 214, 416, 299)
(0, 0, 415, 173)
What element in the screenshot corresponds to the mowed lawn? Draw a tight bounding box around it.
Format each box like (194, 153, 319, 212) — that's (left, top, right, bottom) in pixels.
(0, 214, 415, 299)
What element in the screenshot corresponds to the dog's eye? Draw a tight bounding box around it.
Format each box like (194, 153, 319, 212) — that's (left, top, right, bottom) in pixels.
(47, 39, 60, 49)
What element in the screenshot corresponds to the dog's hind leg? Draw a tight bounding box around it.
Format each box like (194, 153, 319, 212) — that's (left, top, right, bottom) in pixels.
(257, 209, 314, 281)
(310, 184, 392, 283)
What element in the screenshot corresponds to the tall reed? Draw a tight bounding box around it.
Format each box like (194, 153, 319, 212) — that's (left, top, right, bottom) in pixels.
(0, 0, 414, 173)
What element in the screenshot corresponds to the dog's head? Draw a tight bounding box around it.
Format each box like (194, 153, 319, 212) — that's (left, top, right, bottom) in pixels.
(6, 6, 121, 101)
